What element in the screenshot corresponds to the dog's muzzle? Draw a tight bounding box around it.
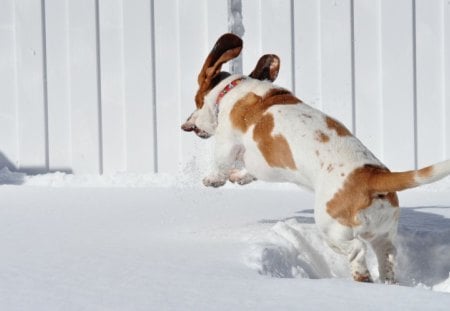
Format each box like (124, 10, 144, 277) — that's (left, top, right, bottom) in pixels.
(181, 123, 211, 139)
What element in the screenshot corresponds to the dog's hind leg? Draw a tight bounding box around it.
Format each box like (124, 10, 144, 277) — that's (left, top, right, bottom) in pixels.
(316, 199, 372, 282)
(370, 235, 397, 284)
(344, 239, 373, 282)
(325, 236, 372, 282)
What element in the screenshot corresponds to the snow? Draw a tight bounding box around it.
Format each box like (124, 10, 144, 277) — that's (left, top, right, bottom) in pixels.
(0, 169, 450, 310)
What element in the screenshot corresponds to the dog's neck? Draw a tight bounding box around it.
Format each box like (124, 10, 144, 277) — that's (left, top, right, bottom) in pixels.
(214, 77, 246, 115)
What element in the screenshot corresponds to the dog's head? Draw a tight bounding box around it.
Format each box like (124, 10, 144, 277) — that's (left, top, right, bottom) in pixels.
(181, 33, 280, 139)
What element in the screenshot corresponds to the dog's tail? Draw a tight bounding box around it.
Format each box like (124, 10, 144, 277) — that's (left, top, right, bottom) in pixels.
(369, 159, 450, 193)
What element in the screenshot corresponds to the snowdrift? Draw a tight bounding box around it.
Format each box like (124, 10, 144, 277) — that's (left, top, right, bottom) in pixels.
(246, 213, 450, 291)
(0, 169, 449, 310)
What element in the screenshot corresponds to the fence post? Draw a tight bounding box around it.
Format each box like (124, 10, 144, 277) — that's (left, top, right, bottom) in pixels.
(228, 0, 244, 74)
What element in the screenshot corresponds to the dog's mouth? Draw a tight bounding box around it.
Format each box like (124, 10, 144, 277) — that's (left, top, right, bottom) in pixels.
(195, 130, 212, 139)
(181, 123, 212, 139)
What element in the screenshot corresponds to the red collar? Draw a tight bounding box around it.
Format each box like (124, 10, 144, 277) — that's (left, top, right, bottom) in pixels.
(215, 77, 246, 111)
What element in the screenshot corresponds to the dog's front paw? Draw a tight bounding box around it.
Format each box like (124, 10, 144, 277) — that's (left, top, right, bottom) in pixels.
(229, 169, 256, 185)
(203, 175, 227, 188)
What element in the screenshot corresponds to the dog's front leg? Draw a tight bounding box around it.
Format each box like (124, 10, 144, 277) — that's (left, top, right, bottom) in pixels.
(203, 139, 241, 188)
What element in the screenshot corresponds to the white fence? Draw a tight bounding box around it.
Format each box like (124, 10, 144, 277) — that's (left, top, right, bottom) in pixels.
(0, 0, 449, 175)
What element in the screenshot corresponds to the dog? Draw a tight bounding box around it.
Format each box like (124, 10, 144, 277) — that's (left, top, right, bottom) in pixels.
(181, 33, 450, 283)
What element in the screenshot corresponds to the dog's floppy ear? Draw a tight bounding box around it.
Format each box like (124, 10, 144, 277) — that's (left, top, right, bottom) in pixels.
(249, 54, 280, 82)
(197, 33, 243, 85)
(195, 33, 243, 109)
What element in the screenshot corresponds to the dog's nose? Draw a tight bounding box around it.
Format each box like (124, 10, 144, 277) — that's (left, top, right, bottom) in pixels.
(181, 122, 196, 132)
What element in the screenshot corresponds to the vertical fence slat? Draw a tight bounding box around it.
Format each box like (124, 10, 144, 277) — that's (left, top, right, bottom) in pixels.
(380, 0, 416, 170)
(242, 0, 294, 90)
(259, 0, 294, 90)
(415, 0, 445, 167)
(0, 0, 18, 169)
(207, 0, 228, 46)
(178, 0, 214, 176)
(122, 0, 155, 173)
(45, 0, 71, 172)
(445, 0, 450, 159)
(98, 0, 126, 173)
(242, 0, 261, 77)
(154, 0, 181, 174)
(187, 0, 229, 175)
(67, 0, 102, 173)
(292, 0, 321, 107)
(353, 0, 382, 157)
(179, 0, 206, 172)
(14, 0, 47, 173)
(319, 0, 354, 130)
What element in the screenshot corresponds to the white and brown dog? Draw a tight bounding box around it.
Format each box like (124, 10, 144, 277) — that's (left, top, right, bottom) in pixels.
(181, 33, 450, 283)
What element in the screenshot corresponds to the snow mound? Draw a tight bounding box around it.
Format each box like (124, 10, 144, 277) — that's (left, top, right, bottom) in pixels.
(396, 208, 450, 289)
(246, 210, 450, 292)
(245, 219, 350, 279)
(433, 274, 450, 293)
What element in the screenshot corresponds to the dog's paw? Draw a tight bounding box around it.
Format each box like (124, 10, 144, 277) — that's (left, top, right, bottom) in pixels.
(352, 271, 373, 283)
(229, 169, 256, 185)
(203, 175, 227, 188)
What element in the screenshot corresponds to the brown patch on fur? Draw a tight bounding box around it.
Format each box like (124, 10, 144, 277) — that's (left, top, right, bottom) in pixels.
(326, 165, 400, 227)
(230, 93, 263, 132)
(262, 88, 303, 107)
(230, 89, 301, 133)
(385, 192, 399, 207)
(417, 165, 433, 178)
(253, 114, 297, 170)
(368, 168, 417, 193)
(367, 163, 439, 194)
(315, 130, 330, 143)
(230, 89, 301, 170)
(326, 116, 352, 137)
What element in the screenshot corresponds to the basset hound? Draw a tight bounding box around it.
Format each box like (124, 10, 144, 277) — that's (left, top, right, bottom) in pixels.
(181, 33, 450, 283)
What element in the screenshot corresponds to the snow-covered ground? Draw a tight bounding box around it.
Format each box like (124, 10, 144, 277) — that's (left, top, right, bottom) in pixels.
(1, 169, 450, 310)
